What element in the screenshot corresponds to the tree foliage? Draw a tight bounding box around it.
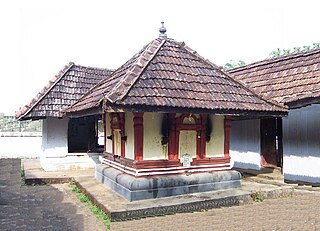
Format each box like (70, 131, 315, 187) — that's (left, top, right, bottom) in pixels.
(222, 60, 246, 71)
(269, 43, 320, 58)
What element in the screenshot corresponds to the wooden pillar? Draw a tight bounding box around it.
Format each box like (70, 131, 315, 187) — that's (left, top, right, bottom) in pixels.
(197, 114, 207, 159)
(119, 113, 126, 157)
(103, 113, 107, 153)
(224, 116, 232, 158)
(276, 117, 283, 169)
(133, 112, 144, 161)
(168, 113, 178, 160)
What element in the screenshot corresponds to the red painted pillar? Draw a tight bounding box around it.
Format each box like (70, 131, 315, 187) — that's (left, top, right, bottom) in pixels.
(133, 112, 144, 161)
(119, 112, 126, 158)
(198, 114, 207, 159)
(224, 116, 232, 158)
(168, 113, 178, 160)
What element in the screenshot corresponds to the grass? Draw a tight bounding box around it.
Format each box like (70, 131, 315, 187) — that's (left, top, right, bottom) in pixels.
(69, 180, 111, 229)
(251, 191, 264, 202)
(20, 164, 25, 185)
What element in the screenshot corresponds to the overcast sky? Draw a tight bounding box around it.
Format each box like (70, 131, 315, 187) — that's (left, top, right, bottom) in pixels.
(1, 0, 319, 116)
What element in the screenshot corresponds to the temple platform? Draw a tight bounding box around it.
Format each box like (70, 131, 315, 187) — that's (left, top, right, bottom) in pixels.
(22, 159, 296, 221)
(95, 164, 241, 201)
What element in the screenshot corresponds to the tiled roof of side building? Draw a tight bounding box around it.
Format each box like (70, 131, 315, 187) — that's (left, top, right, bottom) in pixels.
(16, 62, 113, 120)
(66, 38, 287, 117)
(228, 48, 320, 108)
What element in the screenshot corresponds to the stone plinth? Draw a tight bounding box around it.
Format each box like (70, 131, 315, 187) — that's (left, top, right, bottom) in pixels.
(95, 164, 241, 201)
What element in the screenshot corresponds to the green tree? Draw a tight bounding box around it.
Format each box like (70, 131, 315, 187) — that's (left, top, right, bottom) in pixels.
(223, 60, 246, 71)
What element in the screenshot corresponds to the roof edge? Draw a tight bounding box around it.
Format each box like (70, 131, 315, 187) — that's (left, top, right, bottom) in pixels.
(179, 41, 287, 112)
(103, 104, 288, 117)
(15, 62, 75, 120)
(229, 47, 320, 73)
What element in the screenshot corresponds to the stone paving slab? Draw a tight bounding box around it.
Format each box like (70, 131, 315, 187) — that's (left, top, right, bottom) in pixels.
(0, 159, 106, 231)
(111, 192, 320, 231)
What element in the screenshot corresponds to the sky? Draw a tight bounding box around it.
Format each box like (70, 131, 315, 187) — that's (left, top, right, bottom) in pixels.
(1, 0, 319, 116)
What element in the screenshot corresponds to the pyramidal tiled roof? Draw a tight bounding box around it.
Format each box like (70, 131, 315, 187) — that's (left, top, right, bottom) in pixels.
(228, 48, 320, 108)
(66, 38, 287, 116)
(16, 62, 113, 120)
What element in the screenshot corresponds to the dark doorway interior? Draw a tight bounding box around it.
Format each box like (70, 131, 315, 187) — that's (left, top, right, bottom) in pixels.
(68, 116, 98, 153)
(260, 117, 283, 168)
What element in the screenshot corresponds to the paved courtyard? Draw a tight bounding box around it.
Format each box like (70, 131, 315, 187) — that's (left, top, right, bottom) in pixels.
(0, 159, 105, 231)
(1, 159, 320, 231)
(112, 191, 320, 231)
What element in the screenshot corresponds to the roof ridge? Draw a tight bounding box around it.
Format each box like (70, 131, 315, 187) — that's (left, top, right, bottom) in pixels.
(106, 39, 166, 103)
(76, 64, 114, 72)
(229, 47, 320, 73)
(179, 42, 220, 69)
(15, 62, 74, 120)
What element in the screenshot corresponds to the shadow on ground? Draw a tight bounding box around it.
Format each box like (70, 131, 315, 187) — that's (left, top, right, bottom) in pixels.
(0, 159, 85, 231)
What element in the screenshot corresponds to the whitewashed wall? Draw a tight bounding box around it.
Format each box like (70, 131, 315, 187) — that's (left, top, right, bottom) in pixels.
(125, 112, 134, 159)
(41, 117, 99, 171)
(206, 115, 224, 157)
(283, 104, 320, 183)
(230, 119, 261, 170)
(143, 113, 167, 160)
(42, 117, 68, 157)
(0, 132, 41, 158)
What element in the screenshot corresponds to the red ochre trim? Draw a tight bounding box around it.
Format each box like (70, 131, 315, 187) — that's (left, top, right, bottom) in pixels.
(191, 157, 230, 166)
(133, 112, 144, 161)
(103, 152, 230, 170)
(101, 154, 231, 177)
(224, 116, 232, 158)
(134, 159, 183, 169)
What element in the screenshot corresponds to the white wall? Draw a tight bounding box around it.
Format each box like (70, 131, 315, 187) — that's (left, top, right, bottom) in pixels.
(143, 113, 167, 160)
(42, 117, 68, 157)
(206, 115, 224, 157)
(230, 119, 261, 170)
(283, 105, 320, 183)
(0, 133, 41, 158)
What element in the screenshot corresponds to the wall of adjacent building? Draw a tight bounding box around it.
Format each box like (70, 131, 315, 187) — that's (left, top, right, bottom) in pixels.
(283, 104, 320, 184)
(206, 115, 224, 157)
(42, 117, 68, 157)
(230, 119, 261, 170)
(41, 117, 99, 171)
(0, 132, 41, 158)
